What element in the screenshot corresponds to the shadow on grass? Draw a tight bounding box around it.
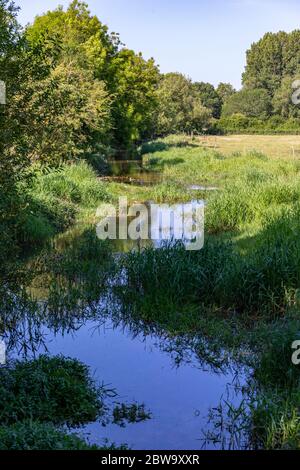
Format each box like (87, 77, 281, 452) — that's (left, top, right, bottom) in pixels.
(140, 140, 199, 156)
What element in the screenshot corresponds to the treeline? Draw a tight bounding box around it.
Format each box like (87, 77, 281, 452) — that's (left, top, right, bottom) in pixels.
(218, 30, 300, 134)
(154, 30, 300, 135)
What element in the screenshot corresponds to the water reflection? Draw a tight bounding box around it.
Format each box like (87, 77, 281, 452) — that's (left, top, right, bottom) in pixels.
(97, 200, 205, 253)
(0, 228, 249, 450)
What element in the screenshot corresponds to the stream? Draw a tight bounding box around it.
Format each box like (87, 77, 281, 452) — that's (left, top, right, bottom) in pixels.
(3, 166, 248, 450)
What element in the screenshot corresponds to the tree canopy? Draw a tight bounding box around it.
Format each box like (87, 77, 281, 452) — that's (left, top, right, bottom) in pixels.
(155, 73, 212, 135)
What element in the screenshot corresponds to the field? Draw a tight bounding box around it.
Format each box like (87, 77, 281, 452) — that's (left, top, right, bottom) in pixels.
(199, 134, 300, 160)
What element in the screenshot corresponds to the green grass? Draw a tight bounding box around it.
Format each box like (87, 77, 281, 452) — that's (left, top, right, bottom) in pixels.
(143, 137, 300, 187)
(20, 162, 111, 248)
(0, 356, 107, 427)
(0, 422, 114, 450)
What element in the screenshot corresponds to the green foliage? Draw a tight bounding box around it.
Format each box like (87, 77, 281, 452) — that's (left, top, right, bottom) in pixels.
(155, 73, 212, 135)
(241, 29, 300, 123)
(0, 0, 29, 274)
(242, 30, 300, 97)
(243, 31, 288, 95)
(193, 81, 222, 118)
(216, 82, 236, 103)
(26, 1, 159, 159)
(217, 115, 300, 134)
(110, 49, 160, 154)
(18, 62, 112, 165)
(272, 75, 300, 118)
(0, 356, 106, 427)
(0, 421, 104, 450)
(222, 89, 272, 118)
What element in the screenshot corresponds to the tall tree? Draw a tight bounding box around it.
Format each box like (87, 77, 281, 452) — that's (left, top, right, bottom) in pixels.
(242, 31, 287, 96)
(222, 88, 272, 119)
(193, 82, 222, 118)
(155, 73, 212, 135)
(26, 1, 160, 159)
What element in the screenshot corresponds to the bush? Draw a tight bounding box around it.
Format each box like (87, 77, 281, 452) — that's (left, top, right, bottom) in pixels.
(217, 115, 300, 134)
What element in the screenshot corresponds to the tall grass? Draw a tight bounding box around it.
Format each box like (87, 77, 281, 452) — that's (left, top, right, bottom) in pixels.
(116, 205, 300, 322)
(20, 162, 110, 247)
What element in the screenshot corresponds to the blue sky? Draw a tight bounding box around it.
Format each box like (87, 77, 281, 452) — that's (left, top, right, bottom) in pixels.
(16, 0, 300, 89)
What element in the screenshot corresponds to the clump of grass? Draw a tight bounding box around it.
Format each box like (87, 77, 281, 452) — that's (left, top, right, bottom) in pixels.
(20, 162, 110, 248)
(254, 322, 300, 390)
(0, 356, 108, 427)
(34, 162, 110, 207)
(206, 177, 300, 234)
(21, 196, 77, 245)
(251, 392, 300, 450)
(0, 422, 105, 450)
(150, 182, 190, 203)
(117, 240, 236, 322)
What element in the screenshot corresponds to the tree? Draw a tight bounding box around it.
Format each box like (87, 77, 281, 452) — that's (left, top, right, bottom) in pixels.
(155, 73, 212, 135)
(110, 49, 159, 155)
(193, 82, 222, 118)
(0, 0, 28, 273)
(25, 1, 160, 159)
(272, 75, 300, 118)
(242, 32, 287, 96)
(216, 82, 236, 103)
(222, 88, 272, 119)
(12, 62, 112, 165)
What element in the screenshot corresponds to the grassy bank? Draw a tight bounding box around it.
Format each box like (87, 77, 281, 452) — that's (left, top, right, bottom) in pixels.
(19, 161, 111, 249)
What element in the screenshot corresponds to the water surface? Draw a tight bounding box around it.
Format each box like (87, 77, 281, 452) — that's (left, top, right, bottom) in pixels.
(27, 319, 244, 450)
